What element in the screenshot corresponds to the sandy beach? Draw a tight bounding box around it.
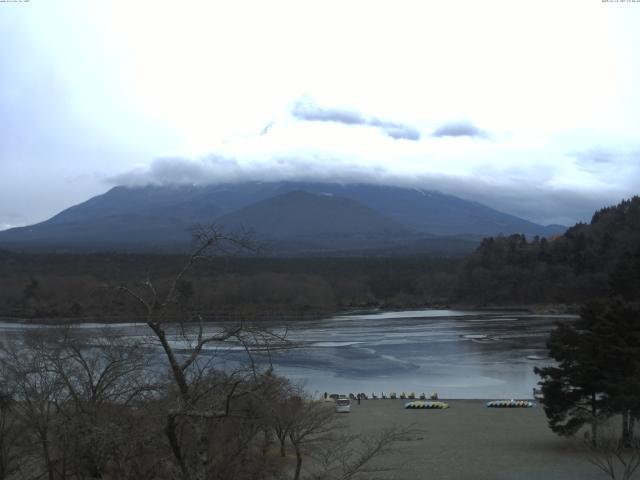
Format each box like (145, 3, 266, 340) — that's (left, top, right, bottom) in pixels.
(339, 399, 604, 480)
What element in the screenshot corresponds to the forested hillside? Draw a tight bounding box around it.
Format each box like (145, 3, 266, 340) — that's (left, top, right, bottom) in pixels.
(456, 196, 640, 305)
(0, 252, 459, 321)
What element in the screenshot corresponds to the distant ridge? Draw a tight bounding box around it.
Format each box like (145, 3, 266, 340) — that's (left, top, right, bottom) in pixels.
(216, 190, 409, 237)
(0, 182, 566, 255)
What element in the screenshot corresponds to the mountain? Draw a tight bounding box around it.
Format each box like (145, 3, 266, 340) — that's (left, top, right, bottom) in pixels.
(216, 190, 408, 237)
(263, 182, 565, 237)
(0, 182, 566, 255)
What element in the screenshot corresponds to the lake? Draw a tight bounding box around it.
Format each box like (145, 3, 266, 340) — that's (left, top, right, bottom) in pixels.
(268, 309, 574, 399)
(0, 309, 575, 399)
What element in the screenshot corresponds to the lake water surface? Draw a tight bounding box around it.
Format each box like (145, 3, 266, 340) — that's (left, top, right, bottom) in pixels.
(0, 309, 575, 399)
(268, 309, 575, 399)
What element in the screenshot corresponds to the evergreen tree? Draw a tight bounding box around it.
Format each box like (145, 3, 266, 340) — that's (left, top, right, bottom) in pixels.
(609, 246, 640, 303)
(535, 306, 609, 442)
(591, 302, 640, 445)
(535, 301, 640, 443)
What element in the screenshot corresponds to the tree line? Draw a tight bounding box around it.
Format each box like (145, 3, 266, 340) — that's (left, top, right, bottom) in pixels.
(457, 196, 640, 305)
(0, 253, 459, 321)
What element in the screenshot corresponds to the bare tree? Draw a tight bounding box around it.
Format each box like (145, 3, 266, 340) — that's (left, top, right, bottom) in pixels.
(47, 328, 158, 479)
(585, 418, 640, 480)
(116, 225, 289, 480)
(112, 225, 407, 480)
(308, 426, 410, 480)
(0, 390, 22, 480)
(1, 331, 68, 480)
(287, 399, 338, 480)
(261, 378, 300, 458)
(0, 327, 160, 480)
(278, 395, 409, 480)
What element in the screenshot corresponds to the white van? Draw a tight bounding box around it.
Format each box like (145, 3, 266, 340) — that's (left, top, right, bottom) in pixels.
(335, 397, 351, 413)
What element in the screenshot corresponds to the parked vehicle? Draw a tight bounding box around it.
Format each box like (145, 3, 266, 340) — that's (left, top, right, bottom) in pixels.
(335, 396, 351, 413)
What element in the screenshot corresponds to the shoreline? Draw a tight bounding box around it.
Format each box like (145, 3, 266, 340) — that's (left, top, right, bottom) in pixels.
(0, 303, 580, 325)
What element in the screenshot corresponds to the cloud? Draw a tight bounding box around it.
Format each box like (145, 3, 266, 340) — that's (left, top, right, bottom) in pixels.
(368, 118, 422, 141)
(108, 154, 627, 227)
(107, 155, 230, 186)
(109, 154, 388, 187)
(292, 102, 366, 125)
(291, 99, 421, 141)
(578, 149, 616, 164)
(569, 148, 640, 190)
(431, 121, 488, 138)
(572, 147, 617, 173)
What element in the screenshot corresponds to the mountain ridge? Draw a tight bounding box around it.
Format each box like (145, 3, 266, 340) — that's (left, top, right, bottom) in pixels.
(0, 181, 566, 255)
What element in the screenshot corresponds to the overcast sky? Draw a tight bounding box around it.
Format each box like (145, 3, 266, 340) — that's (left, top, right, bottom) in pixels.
(1, 0, 640, 229)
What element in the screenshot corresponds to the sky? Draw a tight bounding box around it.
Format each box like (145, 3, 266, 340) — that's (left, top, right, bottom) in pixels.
(1, 0, 640, 230)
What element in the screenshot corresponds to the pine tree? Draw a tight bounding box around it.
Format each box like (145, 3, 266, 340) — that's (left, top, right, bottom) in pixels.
(535, 301, 640, 443)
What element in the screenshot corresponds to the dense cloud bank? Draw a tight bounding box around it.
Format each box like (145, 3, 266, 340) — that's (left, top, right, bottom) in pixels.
(110, 155, 619, 226)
